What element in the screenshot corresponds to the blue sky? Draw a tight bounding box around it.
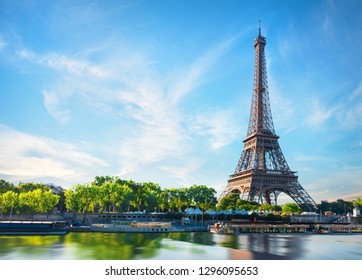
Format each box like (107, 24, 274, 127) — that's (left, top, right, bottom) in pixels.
(0, 0, 361, 204)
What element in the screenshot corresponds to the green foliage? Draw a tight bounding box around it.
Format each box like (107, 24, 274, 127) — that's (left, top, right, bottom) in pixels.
(282, 202, 302, 214)
(217, 193, 259, 211)
(0, 179, 14, 194)
(157, 189, 171, 213)
(318, 199, 354, 214)
(217, 193, 239, 210)
(355, 198, 362, 207)
(64, 189, 80, 213)
(189, 185, 217, 211)
(16, 182, 50, 193)
(258, 204, 282, 212)
(0, 191, 19, 216)
(19, 189, 59, 214)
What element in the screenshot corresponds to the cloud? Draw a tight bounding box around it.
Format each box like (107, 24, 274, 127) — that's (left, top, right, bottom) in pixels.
(319, 0, 337, 41)
(343, 102, 362, 128)
(351, 81, 362, 100)
(168, 36, 237, 104)
(4, 30, 243, 186)
(306, 167, 362, 202)
(113, 37, 239, 177)
(0, 125, 107, 186)
(0, 36, 7, 51)
(42, 53, 108, 78)
(306, 98, 339, 128)
(159, 160, 203, 187)
(293, 152, 337, 163)
(334, 81, 362, 129)
(189, 108, 241, 150)
(19, 37, 237, 178)
(267, 74, 296, 133)
(43, 90, 71, 124)
(339, 193, 362, 201)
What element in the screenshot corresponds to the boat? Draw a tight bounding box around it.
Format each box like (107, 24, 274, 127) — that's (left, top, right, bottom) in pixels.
(0, 220, 69, 235)
(91, 221, 185, 233)
(208, 222, 225, 234)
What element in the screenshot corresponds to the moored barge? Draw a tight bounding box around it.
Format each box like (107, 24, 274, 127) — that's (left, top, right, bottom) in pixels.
(0, 220, 69, 235)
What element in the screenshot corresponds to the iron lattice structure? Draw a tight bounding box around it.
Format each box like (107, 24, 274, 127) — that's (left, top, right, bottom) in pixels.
(220, 28, 317, 212)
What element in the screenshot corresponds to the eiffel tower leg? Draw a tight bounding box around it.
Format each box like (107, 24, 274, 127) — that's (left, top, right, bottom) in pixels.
(265, 191, 271, 204)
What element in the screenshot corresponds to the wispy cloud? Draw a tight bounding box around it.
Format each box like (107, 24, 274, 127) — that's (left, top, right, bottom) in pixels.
(114, 38, 239, 176)
(0, 125, 107, 185)
(306, 98, 339, 128)
(350, 81, 362, 100)
(7, 35, 239, 182)
(319, 0, 337, 41)
(0, 36, 7, 51)
(334, 81, 362, 129)
(267, 73, 296, 133)
(159, 160, 203, 187)
(189, 108, 241, 150)
(169, 36, 237, 104)
(293, 152, 337, 163)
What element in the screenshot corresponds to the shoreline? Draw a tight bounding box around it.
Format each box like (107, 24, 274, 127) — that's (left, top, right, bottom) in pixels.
(209, 222, 362, 235)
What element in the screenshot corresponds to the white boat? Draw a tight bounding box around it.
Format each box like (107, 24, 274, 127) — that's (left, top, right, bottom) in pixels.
(90, 221, 185, 233)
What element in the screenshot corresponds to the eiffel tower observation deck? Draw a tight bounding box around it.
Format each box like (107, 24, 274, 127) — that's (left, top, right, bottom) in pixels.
(220, 26, 317, 212)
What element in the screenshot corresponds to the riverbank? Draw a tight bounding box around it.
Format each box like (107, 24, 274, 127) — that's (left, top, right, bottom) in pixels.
(209, 222, 362, 234)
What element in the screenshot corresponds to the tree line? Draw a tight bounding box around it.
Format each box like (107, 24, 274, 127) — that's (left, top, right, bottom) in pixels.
(1, 177, 361, 217)
(218, 192, 362, 215)
(0, 177, 217, 217)
(0, 180, 60, 218)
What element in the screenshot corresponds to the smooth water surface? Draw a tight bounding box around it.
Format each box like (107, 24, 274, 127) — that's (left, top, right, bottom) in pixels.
(0, 232, 361, 260)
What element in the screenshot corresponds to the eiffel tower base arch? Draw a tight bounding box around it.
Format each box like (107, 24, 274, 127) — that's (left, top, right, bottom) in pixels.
(220, 170, 317, 212)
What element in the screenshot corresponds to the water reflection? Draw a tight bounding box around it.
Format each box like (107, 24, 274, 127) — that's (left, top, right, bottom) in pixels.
(221, 234, 305, 259)
(64, 232, 164, 259)
(0, 232, 361, 260)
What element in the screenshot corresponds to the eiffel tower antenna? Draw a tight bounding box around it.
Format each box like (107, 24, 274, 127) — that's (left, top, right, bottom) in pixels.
(219, 24, 317, 212)
(258, 19, 261, 35)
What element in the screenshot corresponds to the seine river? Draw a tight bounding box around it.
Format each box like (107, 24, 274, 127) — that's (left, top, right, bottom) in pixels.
(0, 232, 361, 260)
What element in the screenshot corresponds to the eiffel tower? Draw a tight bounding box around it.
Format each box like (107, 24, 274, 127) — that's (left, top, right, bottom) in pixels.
(220, 26, 317, 212)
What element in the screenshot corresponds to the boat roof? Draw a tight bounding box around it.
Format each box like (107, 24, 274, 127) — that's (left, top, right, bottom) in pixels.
(0, 220, 65, 224)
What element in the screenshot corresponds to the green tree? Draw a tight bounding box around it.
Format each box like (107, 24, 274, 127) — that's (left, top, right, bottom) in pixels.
(19, 189, 59, 215)
(39, 189, 60, 215)
(169, 188, 187, 212)
(91, 175, 115, 187)
(95, 180, 134, 213)
(16, 182, 49, 193)
(217, 193, 239, 211)
(318, 199, 354, 215)
(282, 202, 302, 214)
(116, 183, 134, 212)
(0, 191, 19, 218)
(71, 184, 97, 222)
(236, 199, 259, 211)
(64, 189, 81, 221)
(189, 185, 217, 211)
(258, 204, 281, 212)
(354, 198, 362, 207)
(142, 182, 161, 212)
(157, 189, 170, 213)
(0, 179, 14, 194)
(217, 193, 260, 211)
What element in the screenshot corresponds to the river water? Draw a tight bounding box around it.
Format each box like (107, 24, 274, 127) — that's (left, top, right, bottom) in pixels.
(0, 232, 361, 260)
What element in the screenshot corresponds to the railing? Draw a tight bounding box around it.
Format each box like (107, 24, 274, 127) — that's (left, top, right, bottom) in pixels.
(230, 169, 297, 178)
